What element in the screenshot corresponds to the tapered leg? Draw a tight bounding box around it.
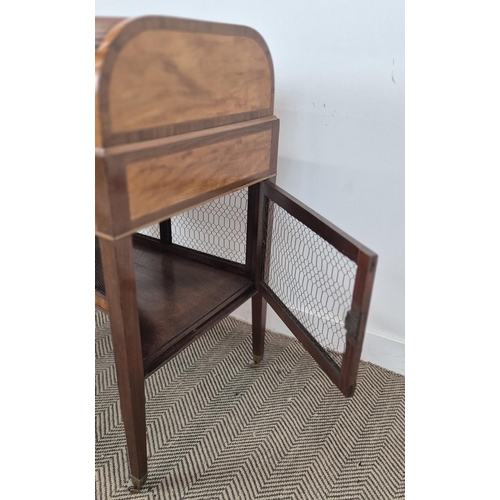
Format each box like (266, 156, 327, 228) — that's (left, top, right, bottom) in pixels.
(99, 236, 147, 492)
(250, 293, 267, 367)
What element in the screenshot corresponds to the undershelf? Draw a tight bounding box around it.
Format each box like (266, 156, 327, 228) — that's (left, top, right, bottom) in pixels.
(95, 237, 255, 376)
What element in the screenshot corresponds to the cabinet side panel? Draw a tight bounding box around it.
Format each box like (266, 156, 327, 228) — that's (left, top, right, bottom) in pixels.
(126, 129, 272, 221)
(96, 16, 275, 146)
(108, 30, 272, 134)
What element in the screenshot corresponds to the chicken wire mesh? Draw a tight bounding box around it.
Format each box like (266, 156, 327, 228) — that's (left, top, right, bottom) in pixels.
(262, 200, 357, 368)
(137, 189, 248, 264)
(138, 225, 161, 239)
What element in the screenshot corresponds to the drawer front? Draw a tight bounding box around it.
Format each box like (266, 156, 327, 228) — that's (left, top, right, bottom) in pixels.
(95, 118, 279, 239)
(126, 129, 272, 221)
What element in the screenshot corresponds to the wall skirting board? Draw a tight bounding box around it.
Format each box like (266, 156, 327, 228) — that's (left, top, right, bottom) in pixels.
(359, 329, 405, 375)
(231, 302, 405, 375)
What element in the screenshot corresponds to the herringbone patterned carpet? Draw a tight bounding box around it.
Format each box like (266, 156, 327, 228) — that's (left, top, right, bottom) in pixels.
(95, 310, 405, 499)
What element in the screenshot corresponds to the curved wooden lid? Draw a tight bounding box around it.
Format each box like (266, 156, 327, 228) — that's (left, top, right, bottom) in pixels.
(95, 16, 275, 147)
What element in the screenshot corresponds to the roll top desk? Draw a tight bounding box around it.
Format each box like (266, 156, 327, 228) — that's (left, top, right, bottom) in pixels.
(95, 15, 377, 492)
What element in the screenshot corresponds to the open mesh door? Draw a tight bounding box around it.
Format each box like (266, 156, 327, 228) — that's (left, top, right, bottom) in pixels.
(258, 181, 377, 397)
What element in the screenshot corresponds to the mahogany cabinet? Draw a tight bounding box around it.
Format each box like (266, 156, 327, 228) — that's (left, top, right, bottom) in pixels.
(95, 15, 377, 492)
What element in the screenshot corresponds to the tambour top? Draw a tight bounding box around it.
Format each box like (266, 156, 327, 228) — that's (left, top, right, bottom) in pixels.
(95, 16, 275, 148)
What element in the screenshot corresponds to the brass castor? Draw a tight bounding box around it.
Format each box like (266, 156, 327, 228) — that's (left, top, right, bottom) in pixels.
(127, 474, 147, 493)
(249, 354, 263, 368)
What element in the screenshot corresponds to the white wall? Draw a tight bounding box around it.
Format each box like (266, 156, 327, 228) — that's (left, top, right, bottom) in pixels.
(96, 0, 405, 374)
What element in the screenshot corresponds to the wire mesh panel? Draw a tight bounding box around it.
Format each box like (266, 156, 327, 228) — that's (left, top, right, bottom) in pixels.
(135, 189, 248, 264)
(170, 189, 248, 264)
(138, 225, 160, 239)
(262, 200, 357, 368)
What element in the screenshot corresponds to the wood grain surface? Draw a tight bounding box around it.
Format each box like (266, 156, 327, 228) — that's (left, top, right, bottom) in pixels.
(95, 17, 124, 50)
(126, 129, 272, 221)
(98, 236, 148, 482)
(96, 236, 255, 375)
(108, 30, 271, 133)
(96, 16, 274, 146)
(132, 241, 254, 372)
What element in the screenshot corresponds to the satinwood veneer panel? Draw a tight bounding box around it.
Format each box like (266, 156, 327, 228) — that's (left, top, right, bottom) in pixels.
(95, 16, 275, 147)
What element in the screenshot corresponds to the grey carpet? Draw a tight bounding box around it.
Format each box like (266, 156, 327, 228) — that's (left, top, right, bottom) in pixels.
(95, 310, 404, 499)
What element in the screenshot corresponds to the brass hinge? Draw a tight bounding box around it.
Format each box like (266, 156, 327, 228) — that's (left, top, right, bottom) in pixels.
(345, 309, 361, 340)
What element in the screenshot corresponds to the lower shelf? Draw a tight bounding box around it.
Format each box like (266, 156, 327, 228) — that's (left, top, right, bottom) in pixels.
(96, 237, 255, 376)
